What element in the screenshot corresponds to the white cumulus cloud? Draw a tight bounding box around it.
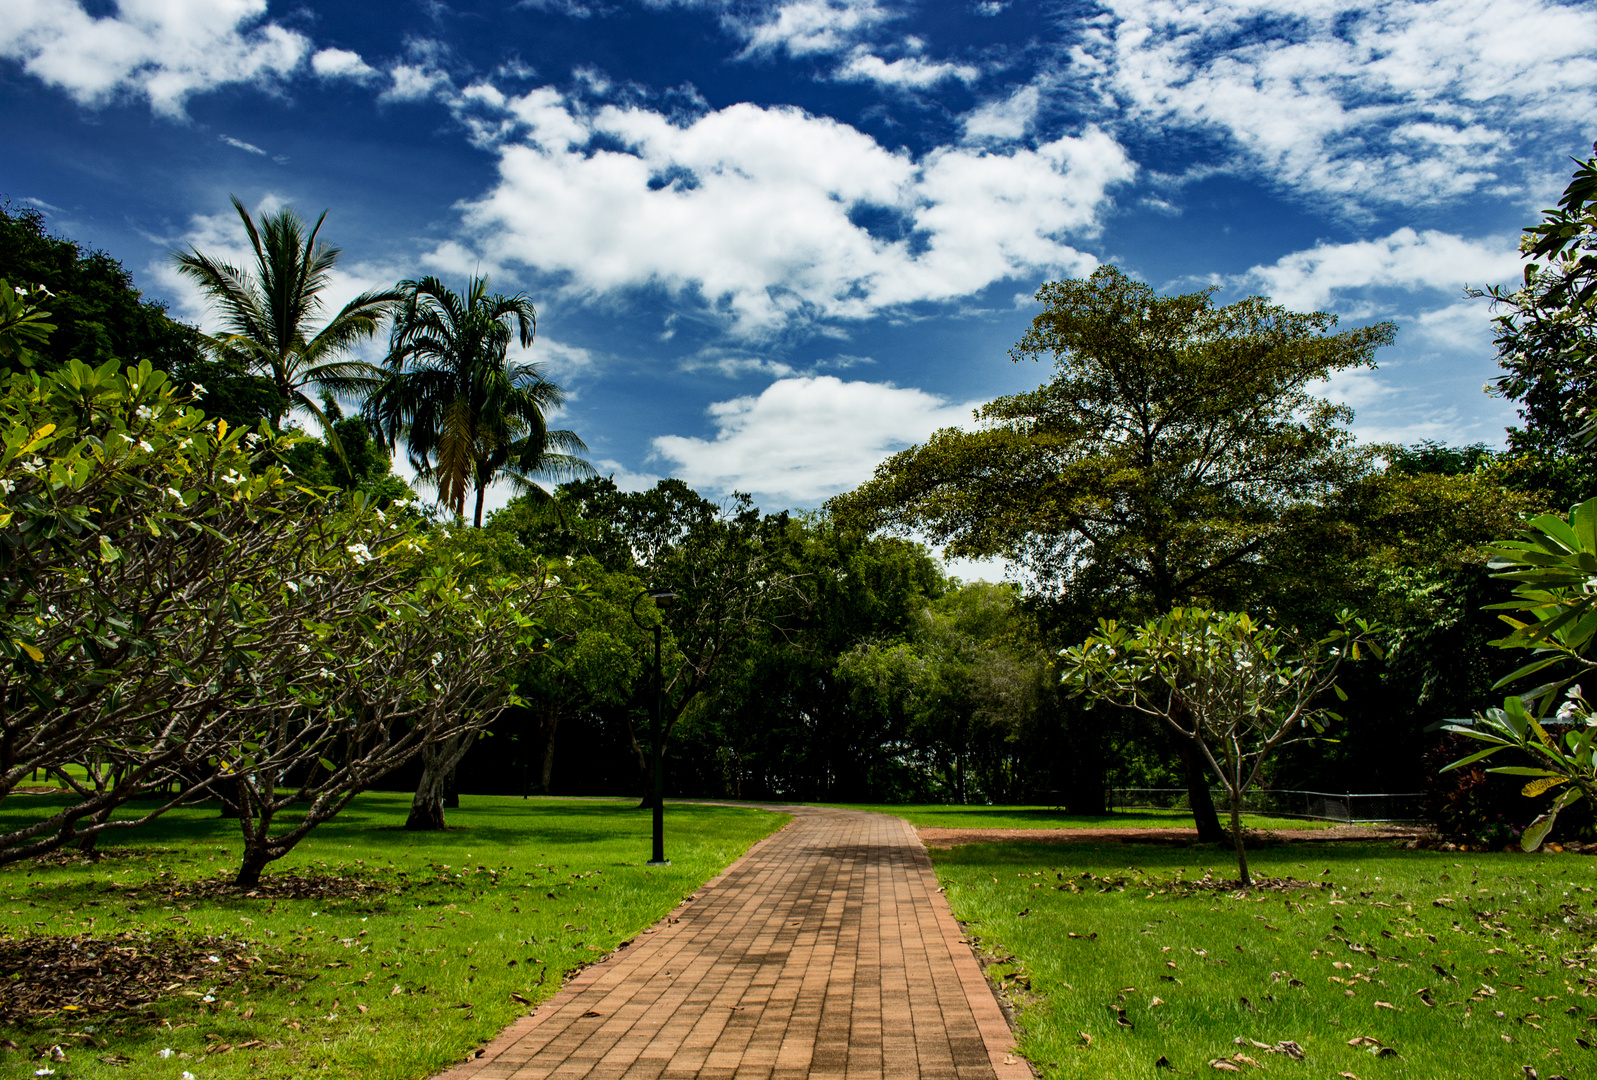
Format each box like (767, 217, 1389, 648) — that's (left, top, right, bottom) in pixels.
(0, 0, 310, 117)
(963, 84, 1041, 142)
(450, 92, 1133, 335)
(1242, 228, 1521, 312)
(311, 47, 378, 82)
(1096, 0, 1597, 205)
(651, 375, 982, 504)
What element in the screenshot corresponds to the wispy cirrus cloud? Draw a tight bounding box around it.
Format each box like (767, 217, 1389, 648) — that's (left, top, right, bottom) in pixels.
(704, 0, 985, 92)
(219, 133, 267, 155)
(1092, 0, 1597, 206)
(731, 0, 896, 58)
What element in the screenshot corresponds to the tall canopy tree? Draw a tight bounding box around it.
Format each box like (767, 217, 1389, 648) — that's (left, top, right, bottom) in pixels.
(521, 479, 810, 803)
(367, 276, 593, 527)
(1477, 142, 1597, 503)
(831, 266, 1395, 835)
(171, 197, 396, 437)
(834, 266, 1394, 611)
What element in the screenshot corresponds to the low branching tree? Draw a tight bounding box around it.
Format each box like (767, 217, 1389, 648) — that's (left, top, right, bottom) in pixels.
(0, 354, 551, 875)
(0, 357, 358, 861)
(1062, 608, 1382, 885)
(226, 565, 547, 882)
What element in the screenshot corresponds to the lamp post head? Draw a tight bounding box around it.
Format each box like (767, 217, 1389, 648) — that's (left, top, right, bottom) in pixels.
(631, 587, 680, 630)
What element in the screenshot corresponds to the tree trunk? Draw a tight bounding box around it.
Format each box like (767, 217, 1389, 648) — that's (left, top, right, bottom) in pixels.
(473, 481, 487, 529)
(407, 775, 449, 831)
(1229, 787, 1251, 886)
(539, 709, 561, 792)
(407, 733, 478, 830)
(235, 846, 272, 888)
(1177, 740, 1228, 843)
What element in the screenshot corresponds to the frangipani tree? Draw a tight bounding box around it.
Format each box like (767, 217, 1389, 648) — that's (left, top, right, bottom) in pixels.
(1444, 499, 1597, 850)
(1062, 608, 1382, 885)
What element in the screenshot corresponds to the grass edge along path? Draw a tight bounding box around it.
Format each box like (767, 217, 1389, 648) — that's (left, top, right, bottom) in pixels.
(0, 793, 787, 1080)
(827, 803, 1336, 833)
(930, 839, 1597, 1080)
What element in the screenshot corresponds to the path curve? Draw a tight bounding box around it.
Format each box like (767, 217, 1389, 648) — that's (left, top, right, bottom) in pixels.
(436, 804, 1030, 1080)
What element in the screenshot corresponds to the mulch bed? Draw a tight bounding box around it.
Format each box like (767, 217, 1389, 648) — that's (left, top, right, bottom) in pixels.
(916, 824, 1426, 849)
(115, 869, 396, 902)
(0, 932, 267, 1024)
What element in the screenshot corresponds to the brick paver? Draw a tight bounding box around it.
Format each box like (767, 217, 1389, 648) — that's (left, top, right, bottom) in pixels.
(435, 805, 1030, 1080)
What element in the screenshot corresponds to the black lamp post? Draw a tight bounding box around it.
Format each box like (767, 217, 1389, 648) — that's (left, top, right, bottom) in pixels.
(631, 588, 677, 865)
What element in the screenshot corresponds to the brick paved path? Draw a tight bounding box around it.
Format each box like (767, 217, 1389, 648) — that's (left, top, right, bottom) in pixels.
(436, 805, 1030, 1080)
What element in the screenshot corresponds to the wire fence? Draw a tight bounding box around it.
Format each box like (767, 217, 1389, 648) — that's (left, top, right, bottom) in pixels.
(1110, 787, 1426, 824)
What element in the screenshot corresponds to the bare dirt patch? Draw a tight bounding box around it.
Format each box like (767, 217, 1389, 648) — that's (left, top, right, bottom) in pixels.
(916, 824, 1425, 849)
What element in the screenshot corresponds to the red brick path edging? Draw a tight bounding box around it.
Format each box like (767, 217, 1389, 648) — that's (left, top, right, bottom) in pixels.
(433, 805, 1030, 1080)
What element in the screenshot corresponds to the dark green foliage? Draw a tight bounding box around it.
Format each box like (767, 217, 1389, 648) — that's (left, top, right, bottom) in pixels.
(280, 415, 411, 506)
(1388, 440, 1498, 476)
(1478, 142, 1597, 505)
(674, 521, 952, 802)
(367, 275, 590, 525)
(0, 202, 204, 376)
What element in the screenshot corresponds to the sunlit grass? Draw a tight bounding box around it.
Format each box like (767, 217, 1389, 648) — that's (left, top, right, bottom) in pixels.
(932, 840, 1597, 1079)
(830, 803, 1335, 832)
(0, 792, 785, 1079)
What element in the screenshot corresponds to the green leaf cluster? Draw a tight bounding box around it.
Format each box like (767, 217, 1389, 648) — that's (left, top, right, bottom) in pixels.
(1444, 498, 1597, 849)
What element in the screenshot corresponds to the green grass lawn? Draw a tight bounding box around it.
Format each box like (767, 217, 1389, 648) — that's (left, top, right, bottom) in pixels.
(0, 792, 785, 1080)
(830, 803, 1334, 833)
(931, 840, 1597, 1079)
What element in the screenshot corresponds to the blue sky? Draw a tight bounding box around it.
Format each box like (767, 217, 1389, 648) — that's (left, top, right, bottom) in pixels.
(3, 0, 1595, 524)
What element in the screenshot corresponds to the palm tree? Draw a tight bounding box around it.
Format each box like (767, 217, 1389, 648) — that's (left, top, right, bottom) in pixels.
(171, 196, 397, 444)
(367, 275, 595, 527)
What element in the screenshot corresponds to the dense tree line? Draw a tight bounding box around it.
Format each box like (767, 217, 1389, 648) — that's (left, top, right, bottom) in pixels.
(6, 143, 1597, 862)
